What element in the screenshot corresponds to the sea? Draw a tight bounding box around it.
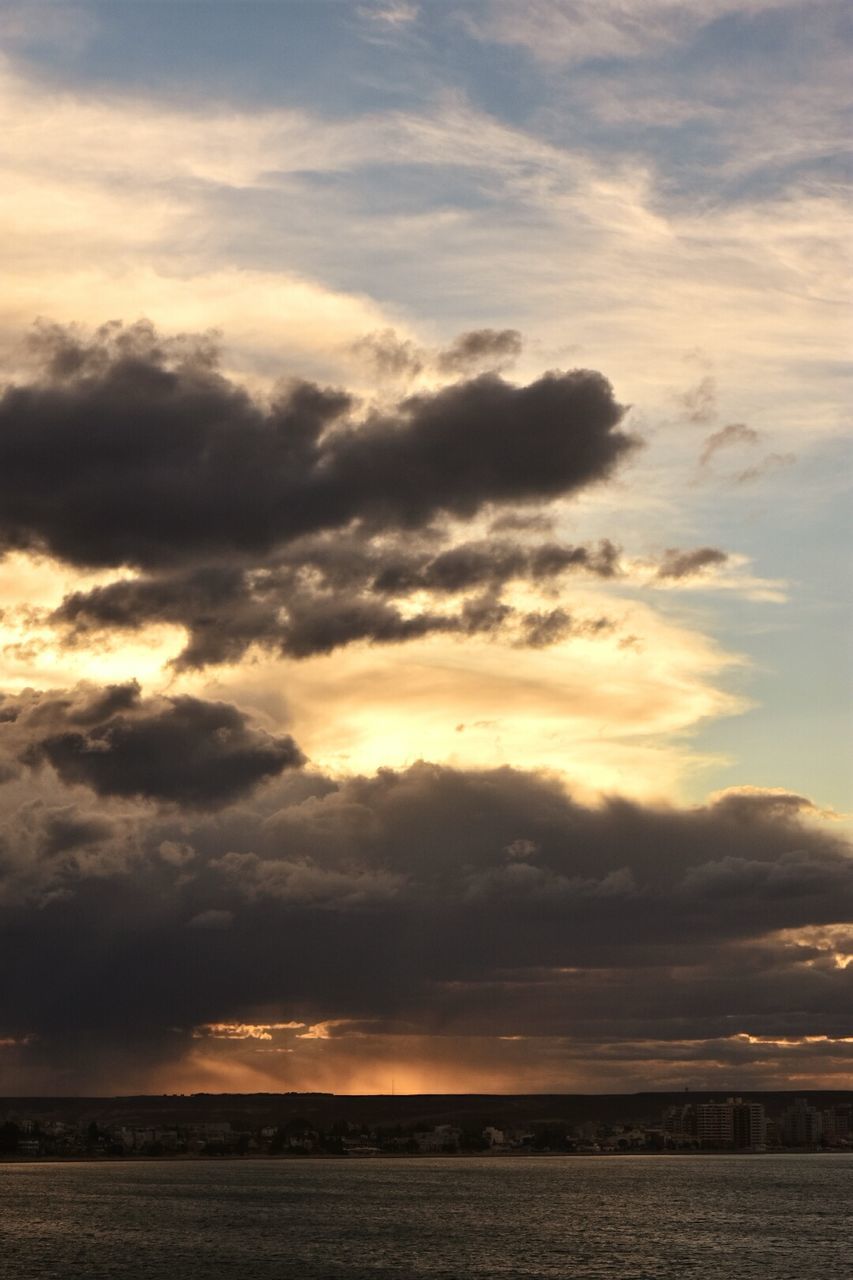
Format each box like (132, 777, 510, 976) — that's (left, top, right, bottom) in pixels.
(0, 1154, 850, 1279)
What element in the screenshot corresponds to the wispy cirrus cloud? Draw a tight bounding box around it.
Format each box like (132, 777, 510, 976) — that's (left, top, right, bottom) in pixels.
(0, 52, 846, 436)
(464, 0, 807, 65)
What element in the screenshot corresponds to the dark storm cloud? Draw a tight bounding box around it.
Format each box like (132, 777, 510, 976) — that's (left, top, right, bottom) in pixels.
(489, 510, 556, 533)
(0, 321, 634, 571)
(656, 546, 728, 579)
(51, 571, 456, 669)
(276, 592, 457, 658)
(49, 531, 728, 669)
(4, 682, 303, 806)
(11, 320, 738, 671)
(0, 754, 850, 1087)
(326, 368, 631, 528)
(39, 807, 118, 857)
(52, 537, 624, 667)
(52, 568, 285, 670)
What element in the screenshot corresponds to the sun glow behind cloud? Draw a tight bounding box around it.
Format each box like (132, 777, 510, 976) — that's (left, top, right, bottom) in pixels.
(1, 541, 751, 801)
(0, 553, 183, 691)
(211, 601, 745, 800)
(0, 0, 849, 1097)
(152, 1029, 853, 1098)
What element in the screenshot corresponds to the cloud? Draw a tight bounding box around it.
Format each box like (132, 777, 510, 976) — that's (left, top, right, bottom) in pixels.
(0, 49, 846, 461)
(1, 537, 749, 798)
(214, 850, 405, 908)
(359, 1, 419, 27)
(50, 537, 625, 667)
(369, 538, 621, 594)
(6, 682, 304, 807)
(194, 1021, 305, 1041)
(349, 329, 425, 380)
(697, 424, 796, 486)
(519, 608, 612, 647)
(38, 806, 117, 858)
(0, 759, 849, 1090)
(734, 451, 796, 484)
(0, 320, 646, 668)
(676, 374, 717, 424)
(350, 327, 523, 383)
(0, 2, 97, 54)
(705, 785, 826, 821)
(436, 328, 523, 374)
(0, 321, 634, 572)
(656, 547, 729, 579)
(700, 422, 761, 467)
(201, 589, 746, 795)
(0, 1, 846, 1098)
(466, 1, 802, 66)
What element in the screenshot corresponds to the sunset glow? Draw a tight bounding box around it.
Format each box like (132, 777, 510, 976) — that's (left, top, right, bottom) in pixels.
(0, 0, 849, 1099)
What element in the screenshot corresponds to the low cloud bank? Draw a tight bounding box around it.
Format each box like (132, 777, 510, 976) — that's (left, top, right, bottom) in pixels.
(0, 724, 849, 1090)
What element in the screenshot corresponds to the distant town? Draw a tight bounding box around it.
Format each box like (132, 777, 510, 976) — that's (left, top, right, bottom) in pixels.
(2, 1092, 850, 1159)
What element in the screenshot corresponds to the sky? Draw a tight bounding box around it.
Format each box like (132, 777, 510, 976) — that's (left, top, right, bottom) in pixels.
(0, 0, 850, 1096)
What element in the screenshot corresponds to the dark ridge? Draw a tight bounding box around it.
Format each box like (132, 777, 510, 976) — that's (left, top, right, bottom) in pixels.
(3, 1092, 851, 1130)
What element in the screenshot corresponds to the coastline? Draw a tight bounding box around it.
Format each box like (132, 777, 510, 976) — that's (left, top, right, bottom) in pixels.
(2, 1149, 844, 1165)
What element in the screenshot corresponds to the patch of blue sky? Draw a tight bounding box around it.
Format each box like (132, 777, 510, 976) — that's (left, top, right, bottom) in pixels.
(692, 634, 853, 814)
(293, 162, 511, 215)
(405, 19, 551, 127)
(8, 1, 576, 133)
(680, 2, 846, 79)
(12, 0, 425, 113)
(15, 2, 845, 223)
(522, 6, 850, 188)
(663, 438, 853, 807)
(190, 164, 555, 326)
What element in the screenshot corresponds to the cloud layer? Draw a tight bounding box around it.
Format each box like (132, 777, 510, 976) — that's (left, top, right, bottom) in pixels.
(0, 736, 849, 1091)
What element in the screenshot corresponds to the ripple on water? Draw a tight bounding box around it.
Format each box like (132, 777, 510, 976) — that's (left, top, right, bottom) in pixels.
(0, 1155, 850, 1280)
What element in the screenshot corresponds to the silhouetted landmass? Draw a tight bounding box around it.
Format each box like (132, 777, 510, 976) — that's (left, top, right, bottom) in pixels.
(3, 1091, 851, 1132)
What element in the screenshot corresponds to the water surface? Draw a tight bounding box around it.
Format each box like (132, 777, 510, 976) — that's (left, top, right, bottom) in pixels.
(1, 1155, 850, 1279)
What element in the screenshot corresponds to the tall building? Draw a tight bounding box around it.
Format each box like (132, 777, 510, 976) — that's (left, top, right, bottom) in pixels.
(781, 1099, 822, 1147)
(695, 1097, 765, 1149)
(731, 1099, 766, 1149)
(696, 1101, 733, 1147)
(821, 1105, 851, 1146)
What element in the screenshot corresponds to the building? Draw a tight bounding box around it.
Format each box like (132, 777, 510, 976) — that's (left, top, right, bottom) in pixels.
(821, 1105, 851, 1146)
(695, 1098, 765, 1149)
(781, 1099, 822, 1147)
(696, 1101, 733, 1147)
(731, 1100, 765, 1149)
(663, 1104, 697, 1145)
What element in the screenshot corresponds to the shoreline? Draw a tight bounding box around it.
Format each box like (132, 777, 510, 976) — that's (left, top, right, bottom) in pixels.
(2, 1149, 844, 1165)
